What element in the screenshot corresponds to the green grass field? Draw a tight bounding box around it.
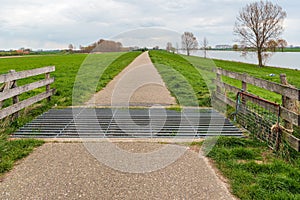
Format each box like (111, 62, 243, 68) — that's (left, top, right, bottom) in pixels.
(0, 52, 141, 176)
(0, 52, 142, 107)
(279, 48, 300, 52)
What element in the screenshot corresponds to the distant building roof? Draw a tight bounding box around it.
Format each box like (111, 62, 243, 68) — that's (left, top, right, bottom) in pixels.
(215, 45, 232, 49)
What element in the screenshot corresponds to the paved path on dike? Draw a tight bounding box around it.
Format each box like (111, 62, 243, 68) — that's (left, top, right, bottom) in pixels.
(0, 143, 236, 199)
(85, 51, 176, 107)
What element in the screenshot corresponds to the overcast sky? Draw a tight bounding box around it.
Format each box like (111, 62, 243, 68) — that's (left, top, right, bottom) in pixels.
(1, 0, 299, 50)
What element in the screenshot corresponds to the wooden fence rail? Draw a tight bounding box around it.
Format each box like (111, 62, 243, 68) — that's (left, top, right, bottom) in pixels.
(214, 68, 300, 151)
(0, 66, 55, 120)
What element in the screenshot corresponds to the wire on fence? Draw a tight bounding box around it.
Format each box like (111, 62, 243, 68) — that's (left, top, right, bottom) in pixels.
(235, 91, 282, 150)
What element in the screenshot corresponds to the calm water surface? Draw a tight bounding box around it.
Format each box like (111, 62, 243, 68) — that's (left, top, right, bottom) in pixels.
(182, 50, 300, 70)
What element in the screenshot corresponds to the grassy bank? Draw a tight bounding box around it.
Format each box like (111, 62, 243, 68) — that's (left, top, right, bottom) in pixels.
(184, 55, 300, 104)
(0, 51, 141, 175)
(203, 137, 300, 200)
(149, 50, 210, 106)
(149, 50, 300, 106)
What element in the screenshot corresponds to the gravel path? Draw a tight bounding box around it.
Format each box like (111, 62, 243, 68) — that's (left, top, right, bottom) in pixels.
(85, 51, 176, 107)
(0, 142, 236, 200)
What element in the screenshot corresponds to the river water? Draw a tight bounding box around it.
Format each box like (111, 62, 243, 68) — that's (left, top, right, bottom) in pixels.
(182, 50, 300, 70)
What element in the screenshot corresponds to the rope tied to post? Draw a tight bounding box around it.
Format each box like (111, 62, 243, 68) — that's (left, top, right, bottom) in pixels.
(271, 123, 294, 134)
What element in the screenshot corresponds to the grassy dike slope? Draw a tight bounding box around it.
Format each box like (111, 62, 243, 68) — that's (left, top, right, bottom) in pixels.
(0, 52, 141, 176)
(184, 55, 300, 104)
(149, 50, 210, 106)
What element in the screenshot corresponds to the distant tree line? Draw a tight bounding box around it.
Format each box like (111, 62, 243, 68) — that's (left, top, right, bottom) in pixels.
(76, 39, 130, 53)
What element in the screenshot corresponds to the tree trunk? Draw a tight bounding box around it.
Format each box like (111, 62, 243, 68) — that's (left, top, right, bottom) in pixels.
(187, 49, 190, 56)
(257, 50, 263, 67)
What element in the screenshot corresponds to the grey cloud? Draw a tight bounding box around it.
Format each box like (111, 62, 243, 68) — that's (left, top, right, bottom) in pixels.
(0, 0, 299, 50)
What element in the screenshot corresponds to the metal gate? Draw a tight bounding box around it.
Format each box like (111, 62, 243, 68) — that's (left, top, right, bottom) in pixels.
(235, 91, 282, 149)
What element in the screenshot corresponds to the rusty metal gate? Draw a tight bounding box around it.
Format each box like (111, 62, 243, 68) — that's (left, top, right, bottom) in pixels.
(235, 91, 282, 150)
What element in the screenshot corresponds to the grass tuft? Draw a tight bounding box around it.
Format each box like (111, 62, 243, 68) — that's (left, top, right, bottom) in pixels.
(207, 137, 300, 199)
(0, 139, 44, 175)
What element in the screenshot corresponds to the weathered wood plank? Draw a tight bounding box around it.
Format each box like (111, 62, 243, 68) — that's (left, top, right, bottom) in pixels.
(280, 107, 300, 126)
(0, 89, 55, 120)
(214, 80, 241, 94)
(45, 73, 51, 101)
(214, 92, 236, 108)
(216, 73, 222, 93)
(284, 132, 300, 152)
(0, 78, 54, 101)
(0, 66, 55, 83)
(216, 68, 300, 100)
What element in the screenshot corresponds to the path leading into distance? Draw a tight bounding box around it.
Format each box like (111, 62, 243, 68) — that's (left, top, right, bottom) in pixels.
(85, 51, 176, 107)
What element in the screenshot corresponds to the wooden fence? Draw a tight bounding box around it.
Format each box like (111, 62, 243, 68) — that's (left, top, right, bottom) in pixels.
(214, 68, 300, 151)
(0, 66, 55, 120)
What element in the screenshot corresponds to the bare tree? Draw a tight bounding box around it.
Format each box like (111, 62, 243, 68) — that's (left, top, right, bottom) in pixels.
(166, 42, 173, 52)
(277, 39, 288, 52)
(233, 44, 239, 51)
(267, 39, 278, 52)
(234, 1, 287, 67)
(68, 44, 74, 51)
(181, 32, 198, 56)
(201, 37, 209, 58)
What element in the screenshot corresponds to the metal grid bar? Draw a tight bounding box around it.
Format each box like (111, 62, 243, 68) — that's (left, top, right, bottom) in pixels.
(12, 108, 243, 138)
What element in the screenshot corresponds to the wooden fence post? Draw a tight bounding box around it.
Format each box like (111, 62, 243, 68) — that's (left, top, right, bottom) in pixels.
(9, 70, 20, 119)
(0, 72, 13, 109)
(45, 72, 51, 101)
(242, 73, 247, 92)
(216, 71, 221, 94)
(0, 83, 5, 109)
(280, 74, 296, 131)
